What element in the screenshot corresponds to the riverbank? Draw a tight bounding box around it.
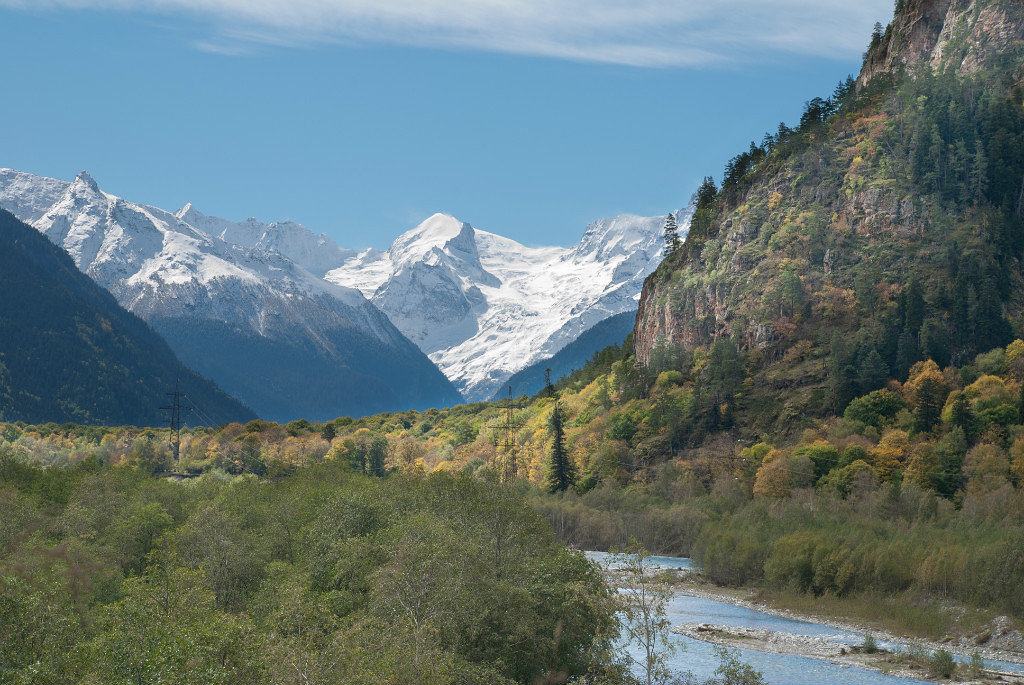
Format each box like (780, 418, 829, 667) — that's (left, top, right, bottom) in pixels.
(668, 574, 1024, 665)
(673, 622, 1024, 684)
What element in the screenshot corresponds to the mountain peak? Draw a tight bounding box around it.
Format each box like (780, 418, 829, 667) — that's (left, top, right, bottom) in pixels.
(72, 170, 101, 194)
(389, 213, 472, 263)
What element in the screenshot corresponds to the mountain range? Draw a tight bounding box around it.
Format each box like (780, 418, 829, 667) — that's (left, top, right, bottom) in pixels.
(0, 169, 459, 421)
(0, 169, 681, 419)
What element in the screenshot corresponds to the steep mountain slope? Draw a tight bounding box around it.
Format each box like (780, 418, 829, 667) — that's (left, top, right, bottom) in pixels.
(327, 210, 685, 400)
(632, 0, 1024, 438)
(0, 209, 254, 426)
(494, 311, 637, 400)
(0, 170, 460, 421)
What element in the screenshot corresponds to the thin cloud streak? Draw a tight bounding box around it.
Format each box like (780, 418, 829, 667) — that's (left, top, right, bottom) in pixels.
(1, 0, 895, 66)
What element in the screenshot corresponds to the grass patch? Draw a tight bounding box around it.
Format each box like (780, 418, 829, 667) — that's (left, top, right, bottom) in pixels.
(753, 590, 998, 641)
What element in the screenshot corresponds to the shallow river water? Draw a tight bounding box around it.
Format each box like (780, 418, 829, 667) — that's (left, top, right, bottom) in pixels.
(586, 551, 1024, 685)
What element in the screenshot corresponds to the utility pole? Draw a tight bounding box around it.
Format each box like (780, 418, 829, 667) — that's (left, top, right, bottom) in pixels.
(501, 385, 519, 484)
(160, 381, 190, 464)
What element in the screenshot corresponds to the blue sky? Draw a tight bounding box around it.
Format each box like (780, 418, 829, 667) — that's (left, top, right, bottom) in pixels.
(0, 1, 892, 248)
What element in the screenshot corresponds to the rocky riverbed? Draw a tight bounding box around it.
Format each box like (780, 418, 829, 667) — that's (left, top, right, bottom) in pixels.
(674, 622, 1024, 684)
(670, 575, 1024, 669)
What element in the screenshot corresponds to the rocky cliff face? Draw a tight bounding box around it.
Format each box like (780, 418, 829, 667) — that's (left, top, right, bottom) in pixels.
(858, 0, 1024, 87)
(632, 0, 1024, 424)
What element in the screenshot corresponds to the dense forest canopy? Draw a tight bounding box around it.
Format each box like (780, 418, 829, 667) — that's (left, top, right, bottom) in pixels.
(0, 455, 625, 684)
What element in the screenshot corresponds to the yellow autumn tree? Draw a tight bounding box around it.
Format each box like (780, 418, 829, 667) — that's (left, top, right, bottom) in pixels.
(903, 443, 938, 489)
(963, 443, 1011, 493)
(752, 449, 791, 498)
(869, 429, 909, 480)
(1004, 339, 1024, 381)
(903, 360, 948, 406)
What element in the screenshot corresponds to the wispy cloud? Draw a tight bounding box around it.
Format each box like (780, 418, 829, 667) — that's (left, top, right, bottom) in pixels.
(1, 0, 895, 66)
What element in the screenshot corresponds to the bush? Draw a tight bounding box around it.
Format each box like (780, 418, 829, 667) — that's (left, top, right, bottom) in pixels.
(968, 651, 984, 679)
(929, 649, 955, 679)
(606, 413, 638, 442)
(861, 634, 878, 653)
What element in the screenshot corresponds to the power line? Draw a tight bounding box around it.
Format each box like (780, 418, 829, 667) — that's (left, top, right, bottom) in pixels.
(182, 393, 217, 429)
(160, 380, 191, 463)
(500, 385, 521, 484)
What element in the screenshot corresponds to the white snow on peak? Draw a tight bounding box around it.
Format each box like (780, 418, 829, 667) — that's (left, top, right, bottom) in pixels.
(0, 169, 390, 348)
(173, 203, 355, 277)
(326, 205, 692, 400)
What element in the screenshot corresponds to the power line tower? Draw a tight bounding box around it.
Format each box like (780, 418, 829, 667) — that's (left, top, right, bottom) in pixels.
(500, 385, 520, 484)
(161, 381, 191, 464)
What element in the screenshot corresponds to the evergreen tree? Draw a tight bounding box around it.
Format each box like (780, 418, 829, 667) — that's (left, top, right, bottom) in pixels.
(973, 277, 1012, 352)
(662, 213, 681, 257)
(912, 376, 944, 434)
(951, 391, 975, 442)
(690, 176, 718, 238)
(870, 22, 884, 49)
(920, 319, 951, 368)
(543, 368, 556, 398)
(857, 349, 889, 393)
(544, 400, 575, 493)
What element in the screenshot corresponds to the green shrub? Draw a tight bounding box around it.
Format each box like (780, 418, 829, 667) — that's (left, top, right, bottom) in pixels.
(929, 649, 955, 679)
(606, 413, 638, 442)
(968, 651, 984, 679)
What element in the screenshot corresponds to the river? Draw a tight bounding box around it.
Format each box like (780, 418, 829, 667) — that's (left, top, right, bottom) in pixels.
(586, 551, 1024, 684)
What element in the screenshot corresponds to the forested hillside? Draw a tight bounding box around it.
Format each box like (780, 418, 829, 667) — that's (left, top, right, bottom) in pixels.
(0, 210, 254, 426)
(634, 0, 1024, 439)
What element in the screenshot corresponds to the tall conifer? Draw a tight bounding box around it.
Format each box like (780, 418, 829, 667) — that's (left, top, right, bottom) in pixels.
(663, 213, 680, 257)
(544, 399, 575, 493)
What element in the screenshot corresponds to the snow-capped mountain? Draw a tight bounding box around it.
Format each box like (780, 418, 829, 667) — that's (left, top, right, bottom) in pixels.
(0, 168, 460, 421)
(327, 208, 690, 400)
(0, 167, 685, 410)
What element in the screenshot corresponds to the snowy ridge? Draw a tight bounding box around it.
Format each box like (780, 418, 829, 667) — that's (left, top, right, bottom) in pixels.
(0, 168, 456, 420)
(327, 207, 691, 400)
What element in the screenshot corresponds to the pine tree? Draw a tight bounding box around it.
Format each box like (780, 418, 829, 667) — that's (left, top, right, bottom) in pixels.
(912, 376, 944, 434)
(951, 392, 975, 442)
(543, 368, 555, 398)
(857, 349, 889, 393)
(690, 176, 718, 238)
(870, 22, 884, 49)
(662, 213, 681, 257)
(544, 400, 575, 493)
